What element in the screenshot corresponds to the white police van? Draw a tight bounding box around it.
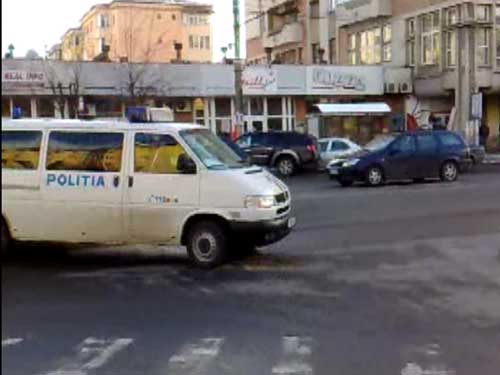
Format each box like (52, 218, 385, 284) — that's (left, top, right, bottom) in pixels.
(1, 108, 295, 268)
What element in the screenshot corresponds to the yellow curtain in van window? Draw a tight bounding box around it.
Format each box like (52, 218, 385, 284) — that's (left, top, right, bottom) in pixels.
(135, 144, 185, 174)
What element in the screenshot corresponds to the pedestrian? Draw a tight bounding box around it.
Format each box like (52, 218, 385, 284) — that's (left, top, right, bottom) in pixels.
(479, 122, 490, 148)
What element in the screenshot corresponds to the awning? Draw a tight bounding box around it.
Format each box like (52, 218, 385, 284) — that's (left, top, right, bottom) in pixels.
(312, 103, 391, 116)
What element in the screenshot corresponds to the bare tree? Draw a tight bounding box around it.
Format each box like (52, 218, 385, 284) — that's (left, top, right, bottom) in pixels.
(43, 60, 85, 118)
(114, 8, 169, 105)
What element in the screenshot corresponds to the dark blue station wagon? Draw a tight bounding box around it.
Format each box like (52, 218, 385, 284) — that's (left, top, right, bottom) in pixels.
(334, 131, 471, 187)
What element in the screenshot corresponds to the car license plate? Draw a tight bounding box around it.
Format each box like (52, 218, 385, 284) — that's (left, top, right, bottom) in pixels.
(288, 217, 296, 228)
(329, 167, 339, 175)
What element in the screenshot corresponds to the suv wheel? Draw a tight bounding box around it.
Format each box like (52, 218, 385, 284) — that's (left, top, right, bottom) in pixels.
(276, 156, 296, 177)
(186, 221, 228, 269)
(440, 161, 458, 182)
(366, 166, 384, 187)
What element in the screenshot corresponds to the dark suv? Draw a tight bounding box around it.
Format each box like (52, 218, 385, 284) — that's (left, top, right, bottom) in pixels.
(235, 132, 319, 176)
(335, 131, 471, 187)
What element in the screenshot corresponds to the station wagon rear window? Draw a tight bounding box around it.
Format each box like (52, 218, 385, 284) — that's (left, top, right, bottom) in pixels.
(2, 131, 43, 170)
(46, 132, 123, 172)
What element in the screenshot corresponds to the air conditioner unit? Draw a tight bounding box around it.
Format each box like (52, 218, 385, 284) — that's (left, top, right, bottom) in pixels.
(384, 83, 397, 94)
(399, 82, 413, 94)
(174, 100, 192, 113)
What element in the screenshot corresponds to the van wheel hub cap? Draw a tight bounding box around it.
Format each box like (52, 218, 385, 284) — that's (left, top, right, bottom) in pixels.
(444, 164, 457, 180)
(193, 233, 217, 260)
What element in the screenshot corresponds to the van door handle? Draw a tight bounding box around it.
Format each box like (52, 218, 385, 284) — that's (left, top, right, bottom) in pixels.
(113, 176, 120, 188)
(128, 176, 134, 188)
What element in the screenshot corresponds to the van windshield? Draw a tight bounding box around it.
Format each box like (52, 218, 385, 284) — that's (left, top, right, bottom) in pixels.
(180, 129, 245, 170)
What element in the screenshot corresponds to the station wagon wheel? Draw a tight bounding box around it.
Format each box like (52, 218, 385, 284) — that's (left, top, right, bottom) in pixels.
(276, 156, 296, 177)
(366, 166, 384, 187)
(440, 161, 458, 182)
(187, 221, 228, 269)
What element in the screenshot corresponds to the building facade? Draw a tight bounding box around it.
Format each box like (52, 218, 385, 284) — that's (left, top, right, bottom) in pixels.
(56, 0, 213, 64)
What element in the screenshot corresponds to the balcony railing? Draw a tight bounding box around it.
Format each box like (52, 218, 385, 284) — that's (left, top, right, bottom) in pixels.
(336, 0, 392, 27)
(264, 21, 303, 48)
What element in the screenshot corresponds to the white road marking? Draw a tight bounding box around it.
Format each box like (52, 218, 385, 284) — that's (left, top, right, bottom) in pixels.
(401, 362, 456, 375)
(44, 337, 133, 375)
(2, 338, 24, 348)
(272, 336, 313, 375)
(168, 337, 224, 374)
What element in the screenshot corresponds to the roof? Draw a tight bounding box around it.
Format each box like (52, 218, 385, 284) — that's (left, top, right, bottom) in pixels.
(2, 118, 203, 132)
(312, 103, 391, 116)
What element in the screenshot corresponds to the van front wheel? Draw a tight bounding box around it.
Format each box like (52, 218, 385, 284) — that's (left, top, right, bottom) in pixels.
(187, 221, 228, 269)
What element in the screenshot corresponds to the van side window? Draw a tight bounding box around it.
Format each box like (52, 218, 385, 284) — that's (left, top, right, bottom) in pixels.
(134, 133, 187, 174)
(46, 132, 124, 172)
(2, 131, 43, 170)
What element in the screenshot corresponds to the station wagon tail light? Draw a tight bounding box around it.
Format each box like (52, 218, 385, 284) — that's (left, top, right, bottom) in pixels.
(245, 195, 275, 209)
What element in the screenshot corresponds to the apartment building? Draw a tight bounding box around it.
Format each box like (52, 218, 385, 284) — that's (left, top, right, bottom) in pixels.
(246, 0, 335, 65)
(56, 0, 213, 63)
(335, 0, 499, 145)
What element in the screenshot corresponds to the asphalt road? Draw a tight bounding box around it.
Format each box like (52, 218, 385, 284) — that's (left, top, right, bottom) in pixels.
(3, 166, 500, 375)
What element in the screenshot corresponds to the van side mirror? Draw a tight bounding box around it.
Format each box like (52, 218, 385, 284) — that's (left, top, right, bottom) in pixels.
(177, 154, 197, 174)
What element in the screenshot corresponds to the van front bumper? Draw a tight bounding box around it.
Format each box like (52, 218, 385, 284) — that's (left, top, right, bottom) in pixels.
(230, 215, 296, 247)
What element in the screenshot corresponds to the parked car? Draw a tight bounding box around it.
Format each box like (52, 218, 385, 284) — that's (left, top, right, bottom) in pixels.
(318, 137, 361, 170)
(235, 132, 319, 176)
(334, 131, 471, 187)
(219, 134, 248, 161)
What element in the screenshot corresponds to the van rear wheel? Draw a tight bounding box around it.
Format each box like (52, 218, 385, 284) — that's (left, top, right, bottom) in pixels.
(186, 221, 228, 269)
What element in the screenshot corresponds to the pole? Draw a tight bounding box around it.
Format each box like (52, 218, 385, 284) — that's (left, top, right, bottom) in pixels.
(233, 0, 240, 60)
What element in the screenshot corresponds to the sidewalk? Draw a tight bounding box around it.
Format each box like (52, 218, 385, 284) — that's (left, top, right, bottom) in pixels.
(484, 154, 500, 165)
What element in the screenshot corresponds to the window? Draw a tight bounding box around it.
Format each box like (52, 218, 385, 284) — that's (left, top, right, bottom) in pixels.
(497, 5, 500, 23)
(134, 133, 188, 174)
(172, 14, 176, 21)
(200, 37, 204, 49)
(189, 35, 194, 49)
(267, 98, 282, 116)
(392, 136, 416, 153)
(98, 38, 106, 53)
(446, 31, 456, 66)
(97, 14, 108, 28)
(46, 132, 123, 172)
(408, 40, 416, 66)
(476, 5, 491, 22)
(205, 36, 210, 50)
(157, 13, 162, 20)
(446, 7, 459, 25)
(416, 134, 438, 153)
(360, 27, 382, 64)
(438, 133, 463, 147)
(477, 28, 491, 65)
(310, 0, 320, 19)
(194, 35, 199, 48)
(421, 12, 440, 65)
(407, 18, 415, 37)
(348, 34, 357, 65)
(312, 43, 319, 64)
(331, 141, 349, 151)
(383, 24, 392, 62)
(329, 38, 336, 64)
(2, 131, 43, 170)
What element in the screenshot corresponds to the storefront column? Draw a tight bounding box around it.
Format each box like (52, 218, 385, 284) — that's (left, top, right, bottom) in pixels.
(54, 100, 62, 118)
(30, 98, 37, 118)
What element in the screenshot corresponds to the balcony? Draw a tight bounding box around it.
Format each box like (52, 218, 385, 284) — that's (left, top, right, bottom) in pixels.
(336, 0, 392, 27)
(264, 21, 303, 49)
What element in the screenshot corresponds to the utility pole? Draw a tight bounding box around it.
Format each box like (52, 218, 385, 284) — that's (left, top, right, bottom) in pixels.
(233, 0, 244, 136)
(233, 0, 240, 59)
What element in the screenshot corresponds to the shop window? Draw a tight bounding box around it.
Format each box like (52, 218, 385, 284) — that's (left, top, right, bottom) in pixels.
(267, 98, 282, 116)
(250, 98, 264, 115)
(37, 98, 55, 118)
(134, 133, 187, 174)
(268, 118, 283, 132)
(215, 98, 231, 117)
(91, 98, 122, 118)
(2, 98, 10, 117)
(12, 98, 31, 118)
(477, 28, 491, 65)
(46, 132, 124, 172)
(2, 131, 42, 170)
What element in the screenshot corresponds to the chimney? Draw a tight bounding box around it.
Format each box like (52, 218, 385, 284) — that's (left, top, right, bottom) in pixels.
(174, 42, 183, 62)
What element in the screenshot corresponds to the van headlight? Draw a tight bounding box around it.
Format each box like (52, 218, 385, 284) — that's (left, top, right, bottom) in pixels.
(343, 158, 360, 167)
(245, 195, 275, 209)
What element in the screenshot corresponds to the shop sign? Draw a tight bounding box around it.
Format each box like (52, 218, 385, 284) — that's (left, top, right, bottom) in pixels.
(242, 67, 277, 93)
(308, 66, 383, 95)
(2, 70, 45, 85)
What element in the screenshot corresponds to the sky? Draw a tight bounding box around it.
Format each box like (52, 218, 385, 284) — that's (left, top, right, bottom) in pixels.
(1, 0, 246, 62)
